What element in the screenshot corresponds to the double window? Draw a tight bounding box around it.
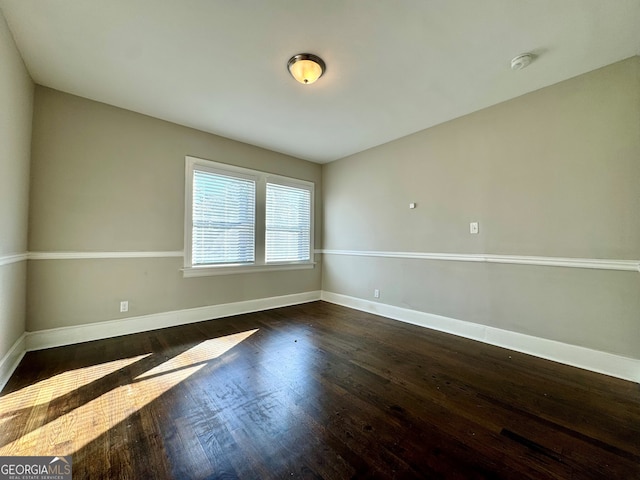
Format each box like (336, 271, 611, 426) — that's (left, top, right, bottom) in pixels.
(184, 156, 314, 276)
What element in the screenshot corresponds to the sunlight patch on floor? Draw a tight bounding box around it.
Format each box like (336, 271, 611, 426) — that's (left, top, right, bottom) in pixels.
(0, 329, 258, 456)
(136, 329, 258, 380)
(0, 354, 150, 421)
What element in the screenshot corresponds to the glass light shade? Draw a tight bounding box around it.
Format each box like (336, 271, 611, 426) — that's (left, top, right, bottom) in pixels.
(287, 54, 325, 85)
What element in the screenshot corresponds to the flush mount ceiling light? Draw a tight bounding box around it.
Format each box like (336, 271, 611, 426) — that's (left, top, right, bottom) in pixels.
(287, 53, 325, 85)
(511, 53, 533, 71)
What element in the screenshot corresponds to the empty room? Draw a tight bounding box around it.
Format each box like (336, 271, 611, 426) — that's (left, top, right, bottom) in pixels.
(0, 1, 638, 479)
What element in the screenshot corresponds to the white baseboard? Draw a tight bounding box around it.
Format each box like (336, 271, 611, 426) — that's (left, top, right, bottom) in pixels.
(25, 291, 321, 351)
(0, 333, 26, 391)
(2, 291, 319, 390)
(3, 289, 637, 391)
(321, 291, 640, 383)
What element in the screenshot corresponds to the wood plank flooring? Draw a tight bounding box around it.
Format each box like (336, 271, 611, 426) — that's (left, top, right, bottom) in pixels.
(1, 301, 638, 479)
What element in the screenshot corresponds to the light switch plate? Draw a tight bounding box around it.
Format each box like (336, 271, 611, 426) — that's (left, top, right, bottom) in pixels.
(470, 222, 479, 234)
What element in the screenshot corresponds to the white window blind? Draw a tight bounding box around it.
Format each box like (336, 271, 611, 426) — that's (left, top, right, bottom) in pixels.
(192, 169, 255, 265)
(185, 156, 314, 276)
(266, 182, 311, 263)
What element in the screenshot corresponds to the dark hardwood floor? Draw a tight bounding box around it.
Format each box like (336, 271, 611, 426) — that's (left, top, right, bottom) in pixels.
(1, 301, 638, 479)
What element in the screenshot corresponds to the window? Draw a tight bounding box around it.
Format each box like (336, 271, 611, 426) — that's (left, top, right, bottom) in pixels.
(184, 156, 314, 276)
(266, 182, 311, 263)
(192, 169, 256, 266)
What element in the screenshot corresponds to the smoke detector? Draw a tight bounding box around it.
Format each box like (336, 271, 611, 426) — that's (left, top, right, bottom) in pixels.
(511, 53, 533, 71)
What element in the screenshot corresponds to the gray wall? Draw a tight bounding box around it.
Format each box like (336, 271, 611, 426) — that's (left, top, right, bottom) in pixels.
(322, 57, 640, 359)
(28, 87, 322, 331)
(0, 10, 32, 361)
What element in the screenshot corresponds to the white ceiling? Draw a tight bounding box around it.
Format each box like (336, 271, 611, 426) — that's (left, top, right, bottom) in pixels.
(1, 1, 639, 163)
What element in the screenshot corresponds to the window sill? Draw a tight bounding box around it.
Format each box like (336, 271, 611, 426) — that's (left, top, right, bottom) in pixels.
(182, 262, 315, 278)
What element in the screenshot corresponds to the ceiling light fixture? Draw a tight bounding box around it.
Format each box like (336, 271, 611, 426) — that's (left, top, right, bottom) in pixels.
(287, 53, 325, 85)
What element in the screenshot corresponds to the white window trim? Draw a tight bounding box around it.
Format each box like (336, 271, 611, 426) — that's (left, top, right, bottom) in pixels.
(183, 156, 315, 277)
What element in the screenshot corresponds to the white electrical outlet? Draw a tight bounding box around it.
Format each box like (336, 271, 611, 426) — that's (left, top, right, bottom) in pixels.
(120, 301, 129, 312)
(470, 222, 479, 234)
(374, 289, 380, 298)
